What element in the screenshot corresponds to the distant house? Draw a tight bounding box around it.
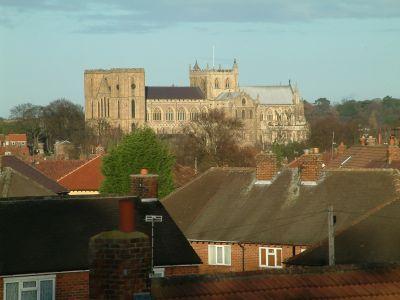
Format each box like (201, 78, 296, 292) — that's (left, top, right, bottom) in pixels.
(327, 136, 400, 169)
(34, 155, 197, 195)
(0, 155, 69, 197)
(0, 134, 29, 158)
(162, 150, 400, 274)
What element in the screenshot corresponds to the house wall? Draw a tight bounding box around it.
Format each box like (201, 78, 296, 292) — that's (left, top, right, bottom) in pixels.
(190, 241, 307, 274)
(164, 266, 199, 277)
(56, 271, 89, 299)
(0, 271, 89, 300)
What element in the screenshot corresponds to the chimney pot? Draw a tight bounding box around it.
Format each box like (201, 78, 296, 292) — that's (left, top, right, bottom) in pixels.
(119, 199, 135, 233)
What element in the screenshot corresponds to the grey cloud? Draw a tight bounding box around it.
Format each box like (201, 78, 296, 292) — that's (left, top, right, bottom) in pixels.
(1, 0, 400, 33)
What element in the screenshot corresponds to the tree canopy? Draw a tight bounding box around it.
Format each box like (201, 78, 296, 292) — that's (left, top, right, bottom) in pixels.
(100, 127, 175, 198)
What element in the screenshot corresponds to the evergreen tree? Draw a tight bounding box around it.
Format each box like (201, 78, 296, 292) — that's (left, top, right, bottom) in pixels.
(100, 127, 175, 198)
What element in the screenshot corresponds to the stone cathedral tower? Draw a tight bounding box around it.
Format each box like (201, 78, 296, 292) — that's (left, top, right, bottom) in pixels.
(84, 68, 146, 132)
(189, 59, 239, 99)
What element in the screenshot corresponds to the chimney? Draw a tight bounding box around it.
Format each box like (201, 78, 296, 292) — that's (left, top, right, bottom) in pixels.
(89, 198, 151, 299)
(337, 142, 346, 156)
(131, 168, 159, 200)
(255, 152, 278, 184)
(119, 199, 135, 233)
(388, 136, 400, 164)
(299, 148, 324, 185)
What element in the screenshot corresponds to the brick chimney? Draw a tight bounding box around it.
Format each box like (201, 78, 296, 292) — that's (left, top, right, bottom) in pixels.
(388, 136, 400, 164)
(89, 198, 151, 299)
(337, 142, 346, 156)
(255, 152, 278, 184)
(131, 168, 159, 200)
(299, 148, 324, 185)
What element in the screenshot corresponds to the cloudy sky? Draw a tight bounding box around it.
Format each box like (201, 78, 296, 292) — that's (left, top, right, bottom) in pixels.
(0, 0, 399, 117)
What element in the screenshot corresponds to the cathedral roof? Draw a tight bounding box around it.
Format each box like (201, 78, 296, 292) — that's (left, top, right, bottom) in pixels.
(240, 85, 294, 105)
(145, 86, 205, 100)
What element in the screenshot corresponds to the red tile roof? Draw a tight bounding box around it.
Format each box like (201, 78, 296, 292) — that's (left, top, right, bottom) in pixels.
(57, 156, 104, 191)
(35, 159, 87, 180)
(6, 133, 27, 142)
(327, 145, 389, 169)
(152, 265, 400, 299)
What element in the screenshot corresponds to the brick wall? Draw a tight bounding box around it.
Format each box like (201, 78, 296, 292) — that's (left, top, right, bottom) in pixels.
(0, 272, 89, 300)
(89, 230, 151, 299)
(190, 241, 307, 274)
(56, 271, 89, 300)
(256, 153, 277, 181)
(164, 266, 199, 277)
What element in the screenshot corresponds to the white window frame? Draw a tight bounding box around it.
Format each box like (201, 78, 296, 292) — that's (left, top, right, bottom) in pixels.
(208, 245, 231, 266)
(259, 247, 283, 268)
(3, 274, 56, 300)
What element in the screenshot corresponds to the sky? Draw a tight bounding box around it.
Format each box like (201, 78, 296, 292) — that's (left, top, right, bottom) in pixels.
(0, 0, 399, 118)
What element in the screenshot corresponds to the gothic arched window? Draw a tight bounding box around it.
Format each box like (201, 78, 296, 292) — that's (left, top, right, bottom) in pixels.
(165, 108, 174, 121)
(214, 78, 219, 89)
(190, 108, 199, 121)
(131, 100, 135, 119)
(225, 78, 230, 89)
(267, 111, 273, 121)
(242, 110, 246, 119)
(177, 108, 186, 121)
(242, 98, 246, 106)
(152, 108, 161, 121)
(249, 110, 253, 119)
(107, 99, 110, 117)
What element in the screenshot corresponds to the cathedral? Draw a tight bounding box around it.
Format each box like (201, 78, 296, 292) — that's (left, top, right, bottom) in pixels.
(84, 60, 309, 145)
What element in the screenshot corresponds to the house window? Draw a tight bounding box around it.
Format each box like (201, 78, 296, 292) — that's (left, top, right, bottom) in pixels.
(208, 245, 231, 265)
(259, 247, 282, 268)
(165, 108, 174, 121)
(152, 108, 162, 121)
(4, 275, 55, 300)
(177, 108, 186, 121)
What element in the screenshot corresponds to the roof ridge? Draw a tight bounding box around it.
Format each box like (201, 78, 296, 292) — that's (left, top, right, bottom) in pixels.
(57, 155, 101, 182)
(161, 167, 216, 202)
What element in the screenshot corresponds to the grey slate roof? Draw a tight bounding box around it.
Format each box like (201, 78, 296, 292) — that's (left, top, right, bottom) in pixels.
(145, 86, 205, 100)
(215, 91, 241, 101)
(0, 156, 69, 196)
(162, 168, 399, 245)
(0, 196, 201, 276)
(287, 197, 400, 266)
(240, 85, 294, 105)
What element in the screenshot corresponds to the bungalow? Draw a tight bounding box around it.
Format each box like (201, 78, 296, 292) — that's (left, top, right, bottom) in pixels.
(162, 150, 400, 274)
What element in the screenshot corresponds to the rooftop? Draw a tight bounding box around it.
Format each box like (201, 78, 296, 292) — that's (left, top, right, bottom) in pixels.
(145, 86, 205, 100)
(162, 167, 399, 245)
(152, 264, 400, 299)
(1, 155, 69, 196)
(240, 85, 294, 105)
(0, 195, 201, 276)
(34, 159, 87, 180)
